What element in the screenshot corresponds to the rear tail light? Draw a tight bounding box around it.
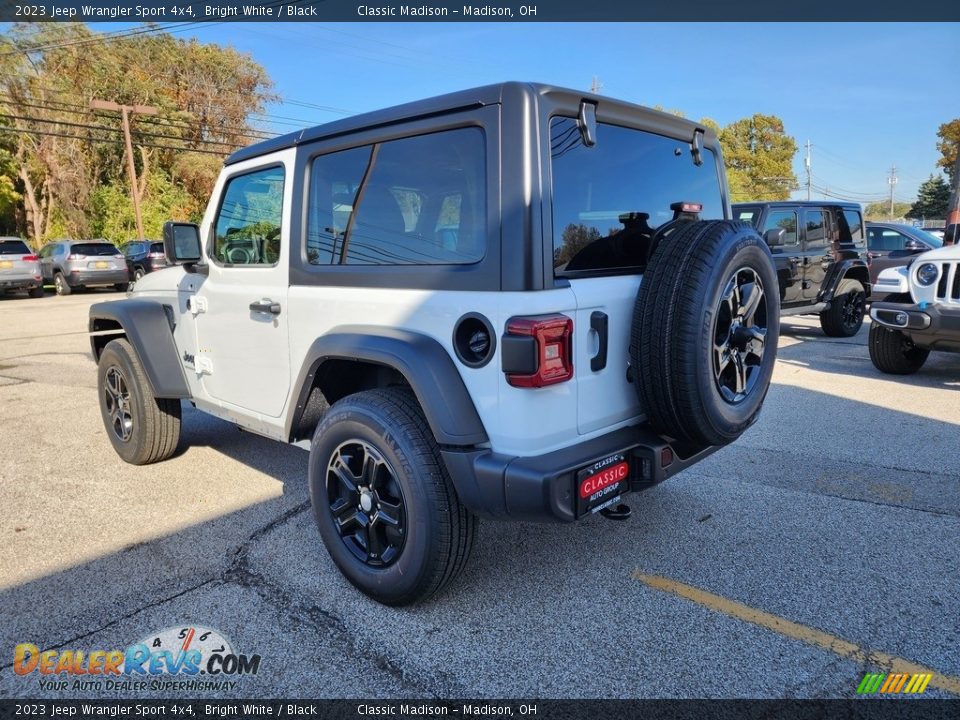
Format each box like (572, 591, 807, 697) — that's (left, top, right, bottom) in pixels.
(22, 255, 38, 261)
(502, 314, 574, 388)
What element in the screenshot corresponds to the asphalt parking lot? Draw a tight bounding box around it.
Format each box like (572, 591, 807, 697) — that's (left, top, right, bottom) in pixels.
(1, 292, 958, 700)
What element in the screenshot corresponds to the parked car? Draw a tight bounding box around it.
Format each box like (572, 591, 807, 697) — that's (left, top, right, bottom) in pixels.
(733, 201, 870, 336)
(922, 227, 945, 241)
(89, 82, 781, 605)
(39, 240, 130, 295)
(866, 222, 942, 299)
(869, 242, 960, 374)
(120, 240, 169, 280)
(0, 237, 44, 298)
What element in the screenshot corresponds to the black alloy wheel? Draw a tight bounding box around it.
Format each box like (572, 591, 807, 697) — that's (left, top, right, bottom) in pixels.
(712, 267, 768, 404)
(326, 439, 407, 567)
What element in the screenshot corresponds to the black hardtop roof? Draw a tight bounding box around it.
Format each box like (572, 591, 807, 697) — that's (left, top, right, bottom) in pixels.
(226, 81, 709, 166)
(733, 200, 862, 210)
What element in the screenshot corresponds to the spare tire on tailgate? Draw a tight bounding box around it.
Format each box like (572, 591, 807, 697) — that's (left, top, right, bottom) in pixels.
(630, 220, 780, 447)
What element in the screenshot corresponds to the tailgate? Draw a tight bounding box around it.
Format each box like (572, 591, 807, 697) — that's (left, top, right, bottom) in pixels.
(568, 275, 644, 434)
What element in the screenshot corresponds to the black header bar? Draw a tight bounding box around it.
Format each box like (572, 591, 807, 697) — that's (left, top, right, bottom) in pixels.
(1, 0, 957, 22)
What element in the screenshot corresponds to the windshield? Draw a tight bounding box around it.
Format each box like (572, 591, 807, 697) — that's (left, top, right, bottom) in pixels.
(550, 117, 723, 276)
(71, 243, 120, 256)
(0, 240, 31, 255)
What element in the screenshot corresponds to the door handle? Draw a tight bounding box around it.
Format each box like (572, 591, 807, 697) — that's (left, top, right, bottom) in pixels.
(249, 299, 281, 315)
(590, 311, 608, 372)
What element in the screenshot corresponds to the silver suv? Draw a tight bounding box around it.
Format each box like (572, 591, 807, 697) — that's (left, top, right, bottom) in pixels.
(0, 238, 44, 298)
(39, 240, 130, 295)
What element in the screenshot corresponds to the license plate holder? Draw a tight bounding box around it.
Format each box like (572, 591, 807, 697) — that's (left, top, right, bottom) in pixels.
(575, 453, 631, 517)
(95, 261, 109, 269)
(0, 260, 12, 269)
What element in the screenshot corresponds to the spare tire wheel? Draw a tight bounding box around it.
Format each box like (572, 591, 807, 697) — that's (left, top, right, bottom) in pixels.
(630, 220, 780, 447)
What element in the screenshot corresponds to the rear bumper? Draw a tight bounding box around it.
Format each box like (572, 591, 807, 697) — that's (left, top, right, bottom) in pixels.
(441, 424, 719, 522)
(870, 300, 960, 348)
(0, 276, 42, 291)
(68, 269, 129, 287)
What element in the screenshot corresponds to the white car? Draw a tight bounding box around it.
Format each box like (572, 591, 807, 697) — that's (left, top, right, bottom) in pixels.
(869, 243, 960, 373)
(87, 83, 780, 604)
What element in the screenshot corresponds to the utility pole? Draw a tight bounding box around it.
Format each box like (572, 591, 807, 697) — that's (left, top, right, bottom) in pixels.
(590, 76, 603, 94)
(805, 140, 812, 201)
(887, 165, 898, 220)
(90, 99, 158, 239)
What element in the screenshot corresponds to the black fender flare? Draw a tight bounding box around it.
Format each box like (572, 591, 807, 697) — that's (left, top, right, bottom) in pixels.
(823, 259, 871, 301)
(287, 326, 488, 447)
(89, 300, 190, 399)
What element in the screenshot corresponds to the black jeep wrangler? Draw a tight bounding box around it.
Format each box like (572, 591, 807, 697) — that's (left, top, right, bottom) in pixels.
(733, 201, 871, 336)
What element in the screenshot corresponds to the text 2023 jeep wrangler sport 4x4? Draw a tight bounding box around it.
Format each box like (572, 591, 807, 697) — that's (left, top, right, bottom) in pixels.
(89, 83, 780, 605)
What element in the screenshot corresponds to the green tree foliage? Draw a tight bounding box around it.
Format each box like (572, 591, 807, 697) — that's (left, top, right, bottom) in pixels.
(937, 119, 959, 182)
(864, 201, 912, 221)
(720, 114, 798, 202)
(906, 174, 950, 219)
(0, 23, 275, 245)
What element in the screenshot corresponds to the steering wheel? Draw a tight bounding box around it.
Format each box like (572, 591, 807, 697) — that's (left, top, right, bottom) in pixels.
(226, 246, 255, 264)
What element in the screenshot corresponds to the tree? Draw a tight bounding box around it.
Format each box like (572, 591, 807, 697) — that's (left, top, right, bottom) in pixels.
(864, 201, 912, 221)
(719, 114, 797, 202)
(0, 23, 275, 245)
(906, 174, 950, 219)
(937, 119, 959, 183)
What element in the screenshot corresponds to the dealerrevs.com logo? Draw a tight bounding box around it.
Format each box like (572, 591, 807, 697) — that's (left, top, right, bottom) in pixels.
(13, 626, 261, 693)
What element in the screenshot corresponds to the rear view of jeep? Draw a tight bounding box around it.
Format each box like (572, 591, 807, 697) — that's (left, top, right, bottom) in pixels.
(90, 83, 779, 605)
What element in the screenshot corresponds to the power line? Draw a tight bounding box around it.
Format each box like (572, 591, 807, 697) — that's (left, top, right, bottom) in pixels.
(0, 124, 227, 156)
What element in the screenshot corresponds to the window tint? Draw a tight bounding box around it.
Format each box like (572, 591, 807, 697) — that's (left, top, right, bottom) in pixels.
(214, 166, 285, 266)
(70, 243, 119, 256)
(306, 127, 486, 266)
(841, 210, 863, 243)
(0, 240, 30, 255)
(149, 242, 165, 255)
(551, 118, 723, 275)
(869, 229, 910, 252)
(804, 210, 829, 248)
(762, 210, 798, 245)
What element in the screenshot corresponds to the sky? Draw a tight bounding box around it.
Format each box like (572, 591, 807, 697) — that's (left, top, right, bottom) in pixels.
(89, 21, 960, 206)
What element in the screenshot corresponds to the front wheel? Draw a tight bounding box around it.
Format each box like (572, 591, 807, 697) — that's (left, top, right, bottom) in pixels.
(309, 387, 476, 605)
(820, 279, 866, 337)
(54, 272, 71, 296)
(97, 338, 182, 464)
(869, 324, 929, 375)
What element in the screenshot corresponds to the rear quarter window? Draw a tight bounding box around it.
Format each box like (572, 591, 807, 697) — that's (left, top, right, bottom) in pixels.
(550, 117, 723, 276)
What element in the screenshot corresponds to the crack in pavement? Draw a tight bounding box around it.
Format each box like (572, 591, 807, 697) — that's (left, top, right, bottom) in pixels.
(222, 501, 448, 698)
(3, 500, 444, 698)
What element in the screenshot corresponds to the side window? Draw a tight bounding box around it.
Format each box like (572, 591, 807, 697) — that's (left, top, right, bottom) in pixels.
(213, 166, 285, 266)
(880, 230, 909, 251)
(762, 210, 798, 245)
(841, 210, 863, 243)
(805, 210, 828, 249)
(306, 127, 486, 266)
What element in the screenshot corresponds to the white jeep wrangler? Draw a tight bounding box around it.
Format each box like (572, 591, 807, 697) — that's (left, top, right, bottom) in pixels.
(869, 243, 960, 374)
(89, 83, 780, 604)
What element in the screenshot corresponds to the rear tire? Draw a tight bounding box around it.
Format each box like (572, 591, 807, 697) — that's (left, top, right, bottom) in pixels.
(820, 278, 866, 337)
(309, 387, 476, 605)
(134, 268, 145, 281)
(54, 272, 70, 296)
(114, 283, 130, 292)
(28, 286, 44, 298)
(869, 323, 929, 375)
(97, 338, 181, 465)
(631, 220, 780, 447)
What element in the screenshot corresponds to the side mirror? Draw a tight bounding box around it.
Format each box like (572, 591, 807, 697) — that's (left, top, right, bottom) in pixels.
(764, 228, 785, 247)
(904, 239, 925, 252)
(944, 224, 959, 246)
(162, 221, 202, 265)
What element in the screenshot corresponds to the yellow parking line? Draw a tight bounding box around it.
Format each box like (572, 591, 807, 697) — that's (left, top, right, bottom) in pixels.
(632, 571, 960, 696)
